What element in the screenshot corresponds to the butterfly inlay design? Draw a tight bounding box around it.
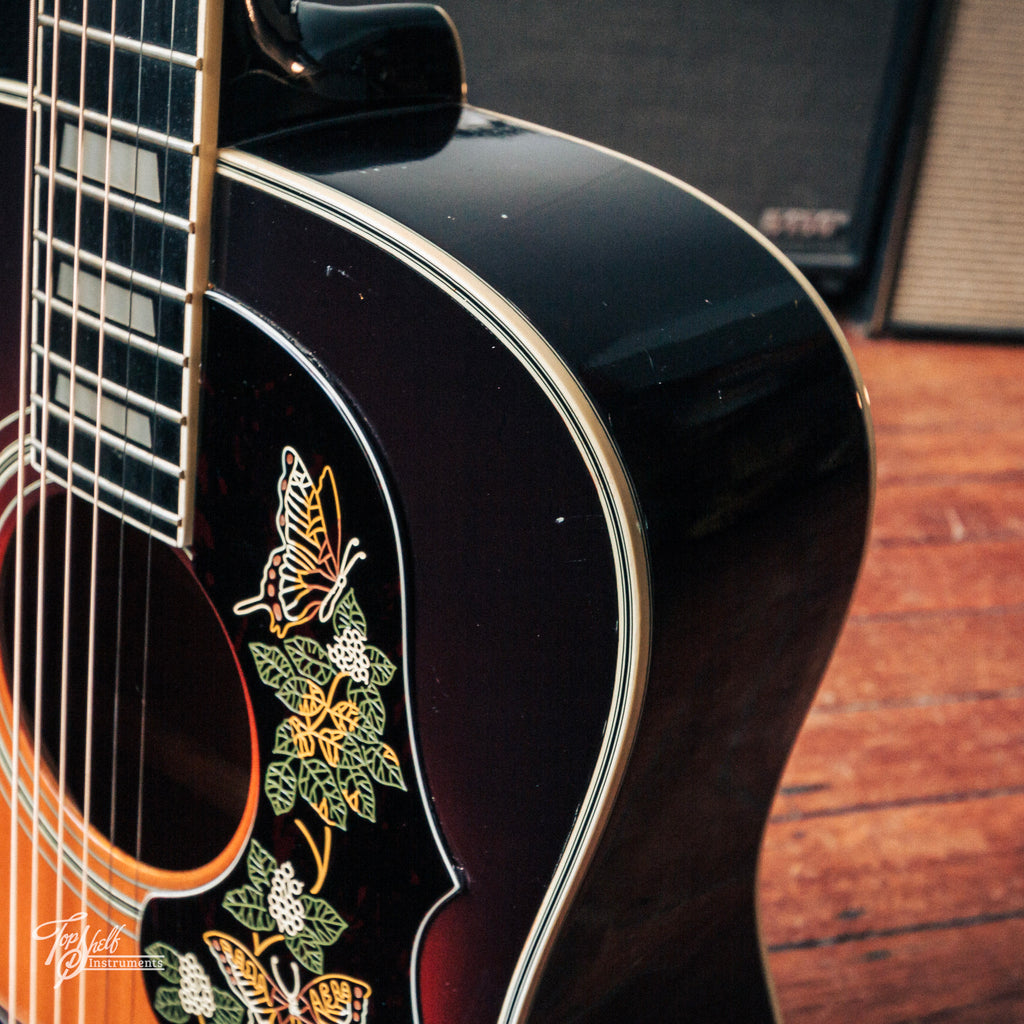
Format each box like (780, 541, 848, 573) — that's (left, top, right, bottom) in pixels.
(204, 931, 370, 1024)
(233, 447, 366, 637)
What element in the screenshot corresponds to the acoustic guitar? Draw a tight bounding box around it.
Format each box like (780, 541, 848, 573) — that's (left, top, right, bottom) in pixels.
(0, 2, 873, 1021)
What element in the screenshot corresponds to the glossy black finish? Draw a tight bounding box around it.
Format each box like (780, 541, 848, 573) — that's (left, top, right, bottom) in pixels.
(209, 177, 624, 1024)
(294, 3, 462, 99)
(219, 1, 464, 143)
(224, 104, 873, 1021)
(0, 90, 620, 1024)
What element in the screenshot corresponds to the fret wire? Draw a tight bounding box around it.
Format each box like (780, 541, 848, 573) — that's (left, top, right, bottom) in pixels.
(32, 165, 193, 231)
(31, 346, 184, 425)
(40, 176, 190, 287)
(28, 0, 212, 548)
(36, 14, 201, 70)
(32, 293, 188, 365)
(47, 98, 196, 154)
(32, 448, 183, 527)
(30, 395, 183, 477)
(34, 231, 190, 303)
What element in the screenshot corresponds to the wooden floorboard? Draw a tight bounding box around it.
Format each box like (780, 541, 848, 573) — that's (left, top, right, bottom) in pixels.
(870, 480, 1024, 546)
(819, 609, 1024, 708)
(854, 538, 1024, 616)
(765, 796, 1024, 943)
(759, 331, 1024, 1022)
(770, 695, 1024, 816)
(769, 919, 1024, 1024)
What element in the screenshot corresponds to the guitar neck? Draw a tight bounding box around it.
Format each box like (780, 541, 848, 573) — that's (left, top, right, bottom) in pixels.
(26, 0, 221, 545)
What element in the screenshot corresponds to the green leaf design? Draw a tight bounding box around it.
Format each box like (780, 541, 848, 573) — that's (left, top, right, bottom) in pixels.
(349, 685, 386, 737)
(246, 839, 277, 891)
(276, 674, 325, 715)
(364, 741, 407, 791)
(144, 942, 180, 984)
(153, 986, 190, 1024)
(248, 575, 403, 835)
(332, 588, 367, 636)
(285, 930, 325, 974)
(284, 636, 335, 686)
(272, 719, 297, 758)
(336, 733, 365, 771)
(212, 989, 246, 1024)
(345, 767, 377, 823)
(223, 884, 274, 932)
(365, 645, 396, 687)
(249, 643, 293, 691)
(298, 758, 348, 828)
(300, 894, 348, 946)
(265, 760, 297, 815)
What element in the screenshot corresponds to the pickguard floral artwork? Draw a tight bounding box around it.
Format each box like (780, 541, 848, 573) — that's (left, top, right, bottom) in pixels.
(146, 447, 404, 1024)
(144, 943, 242, 1024)
(251, 588, 406, 830)
(219, 839, 348, 973)
(146, 928, 370, 1024)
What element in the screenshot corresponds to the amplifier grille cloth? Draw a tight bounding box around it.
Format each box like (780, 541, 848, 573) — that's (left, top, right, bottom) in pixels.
(888, 0, 1024, 332)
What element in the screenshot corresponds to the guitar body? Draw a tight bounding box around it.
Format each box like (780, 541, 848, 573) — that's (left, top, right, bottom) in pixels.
(0, 10, 872, 1023)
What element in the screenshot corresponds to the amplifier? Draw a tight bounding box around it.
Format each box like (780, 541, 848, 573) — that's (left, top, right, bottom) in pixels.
(435, 0, 931, 296)
(874, 0, 1024, 335)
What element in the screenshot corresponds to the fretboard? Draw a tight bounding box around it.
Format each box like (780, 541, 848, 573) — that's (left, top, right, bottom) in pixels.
(27, 0, 221, 546)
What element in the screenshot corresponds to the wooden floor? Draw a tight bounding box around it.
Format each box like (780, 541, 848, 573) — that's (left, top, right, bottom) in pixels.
(759, 329, 1024, 1023)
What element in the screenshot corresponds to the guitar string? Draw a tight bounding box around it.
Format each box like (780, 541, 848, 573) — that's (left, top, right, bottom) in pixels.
(73, 0, 159, 1012)
(10, 2, 41, 1019)
(119, 0, 196, 1011)
(34, 0, 69, 1015)
(132, 0, 184, 900)
(14, 0, 61, 1014)
(66, 0, 113, 1017)
(54, 0, 104, 1013)
(95, 1, 166, 1015)
(121, 0, 178, 1003)
(98, 0, 161, 1012)
(125, 0, 153, 933)
(48, 2, 134, 1017)
(78, 0, 128, 1017)
(94, 4, 126, 1018)
(77, 0, 153, 1015)
(132, 0, 175, 892)
(29, 10, 51, 1019)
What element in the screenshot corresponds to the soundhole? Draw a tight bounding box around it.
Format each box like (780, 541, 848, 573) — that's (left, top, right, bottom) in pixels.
(0, 492, 253, 872)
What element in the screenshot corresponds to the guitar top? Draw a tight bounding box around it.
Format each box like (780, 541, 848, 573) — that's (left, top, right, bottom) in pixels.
(0, 4, 873, 1023)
